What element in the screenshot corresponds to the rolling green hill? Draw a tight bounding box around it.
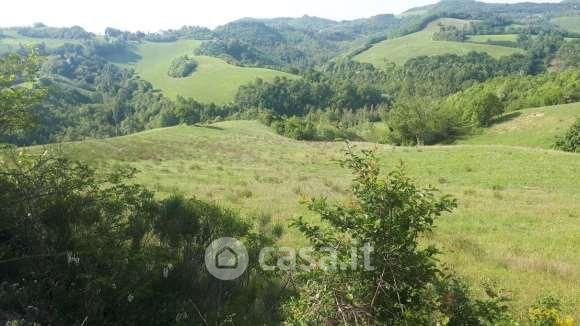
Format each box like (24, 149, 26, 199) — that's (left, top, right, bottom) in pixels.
(0, 32, 298, 104)
(553, 16, 580, 34)
(109, 40, 298, 104)
(0, 30, 81, 54)
(44, 118, 580, 317)
(354, 18, 523, 67)
(458, 103, 580, 149)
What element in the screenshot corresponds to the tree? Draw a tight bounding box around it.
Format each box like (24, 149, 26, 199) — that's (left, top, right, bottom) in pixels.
(0, 52, 45, 136)
(386, 98, 453, 145)
(285, 148, 512, 324)
(552, 42, 580, 70)
(173, 96, 203, 125)
(287, 148, 457, 323)
(468, 92, 504, 127)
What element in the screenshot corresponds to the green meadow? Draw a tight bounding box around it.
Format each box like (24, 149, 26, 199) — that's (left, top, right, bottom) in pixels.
(354, 18, 523, 67)
(458, 102, 580, 149)
(109, 40, 298, 104)
(46, 103, 580, 318)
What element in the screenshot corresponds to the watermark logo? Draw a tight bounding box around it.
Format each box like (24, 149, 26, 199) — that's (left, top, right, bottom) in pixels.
(204, 237, 249, 281)
(205, 237, 376, 280)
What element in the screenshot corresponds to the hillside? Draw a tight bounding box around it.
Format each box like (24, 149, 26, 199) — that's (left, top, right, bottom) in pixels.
(49, 119, 580, 317)
(458, 103, 580, 149)
(553, 16, 580, 34)
(354, 18, 523, 66)
(0, 29, 82, 54)
(402, 0, 578, 19)
(108, 40, 298, 104)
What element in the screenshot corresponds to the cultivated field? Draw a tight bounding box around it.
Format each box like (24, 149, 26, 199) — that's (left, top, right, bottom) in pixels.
(354, 18, 523, 66)
(47, 107, 580, 318)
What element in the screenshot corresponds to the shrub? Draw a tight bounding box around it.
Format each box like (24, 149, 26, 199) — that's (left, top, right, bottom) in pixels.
(0, 149, 280, 325)
(270, 115, 360, 141)
(272, 116, 316, 140)
(554, 118, 579, 153)
(468, 92, 504, 127)
(167, 55, 198, 78)
(285, 148, 512, 324)
(528, 296, 575, 326)
(385, 98, 457, 145)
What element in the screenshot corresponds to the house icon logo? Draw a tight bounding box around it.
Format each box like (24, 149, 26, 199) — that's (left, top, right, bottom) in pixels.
(216, 247, 239, 269)
(205, 237, 248, 280)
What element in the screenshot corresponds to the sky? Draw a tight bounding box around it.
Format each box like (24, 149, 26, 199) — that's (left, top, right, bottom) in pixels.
(0, 0, 562, 33)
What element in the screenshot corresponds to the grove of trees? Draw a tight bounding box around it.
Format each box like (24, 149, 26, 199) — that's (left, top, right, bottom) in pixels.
(167, 55, 198, 78)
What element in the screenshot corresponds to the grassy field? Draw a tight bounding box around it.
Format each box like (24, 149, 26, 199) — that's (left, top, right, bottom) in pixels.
(0, 30, 81, 54)
(43, 112, 580, 319)
(553, 16, 580, 34)
(0, 33, 297, 103)
(466, 34, 518, 45)
(108, 40, 297, 104)
(354, 18, 523, 66)
(458, 103, 580, 149)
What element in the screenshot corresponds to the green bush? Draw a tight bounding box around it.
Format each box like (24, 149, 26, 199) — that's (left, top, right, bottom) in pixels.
(528, 296, 575, 326)
(0, 149, 281, 324)
(554, 118, 580, 153)
(265, 109, 374, 141)
(285, 149, 512, 324)
(385, 98, 459, 145)
(167, 55, 198, 78)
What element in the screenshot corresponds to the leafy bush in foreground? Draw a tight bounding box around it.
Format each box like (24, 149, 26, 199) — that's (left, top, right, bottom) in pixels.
(285, 148, 513, 324)
(0, 149, 281, 325)
(528, 296, 575, 326)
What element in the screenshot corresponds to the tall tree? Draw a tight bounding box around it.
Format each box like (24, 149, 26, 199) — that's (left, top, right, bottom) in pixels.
(0, 52, 45, 136)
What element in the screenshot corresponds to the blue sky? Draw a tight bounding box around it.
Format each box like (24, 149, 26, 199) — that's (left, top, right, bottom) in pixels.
(0, 0, 561, 33)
